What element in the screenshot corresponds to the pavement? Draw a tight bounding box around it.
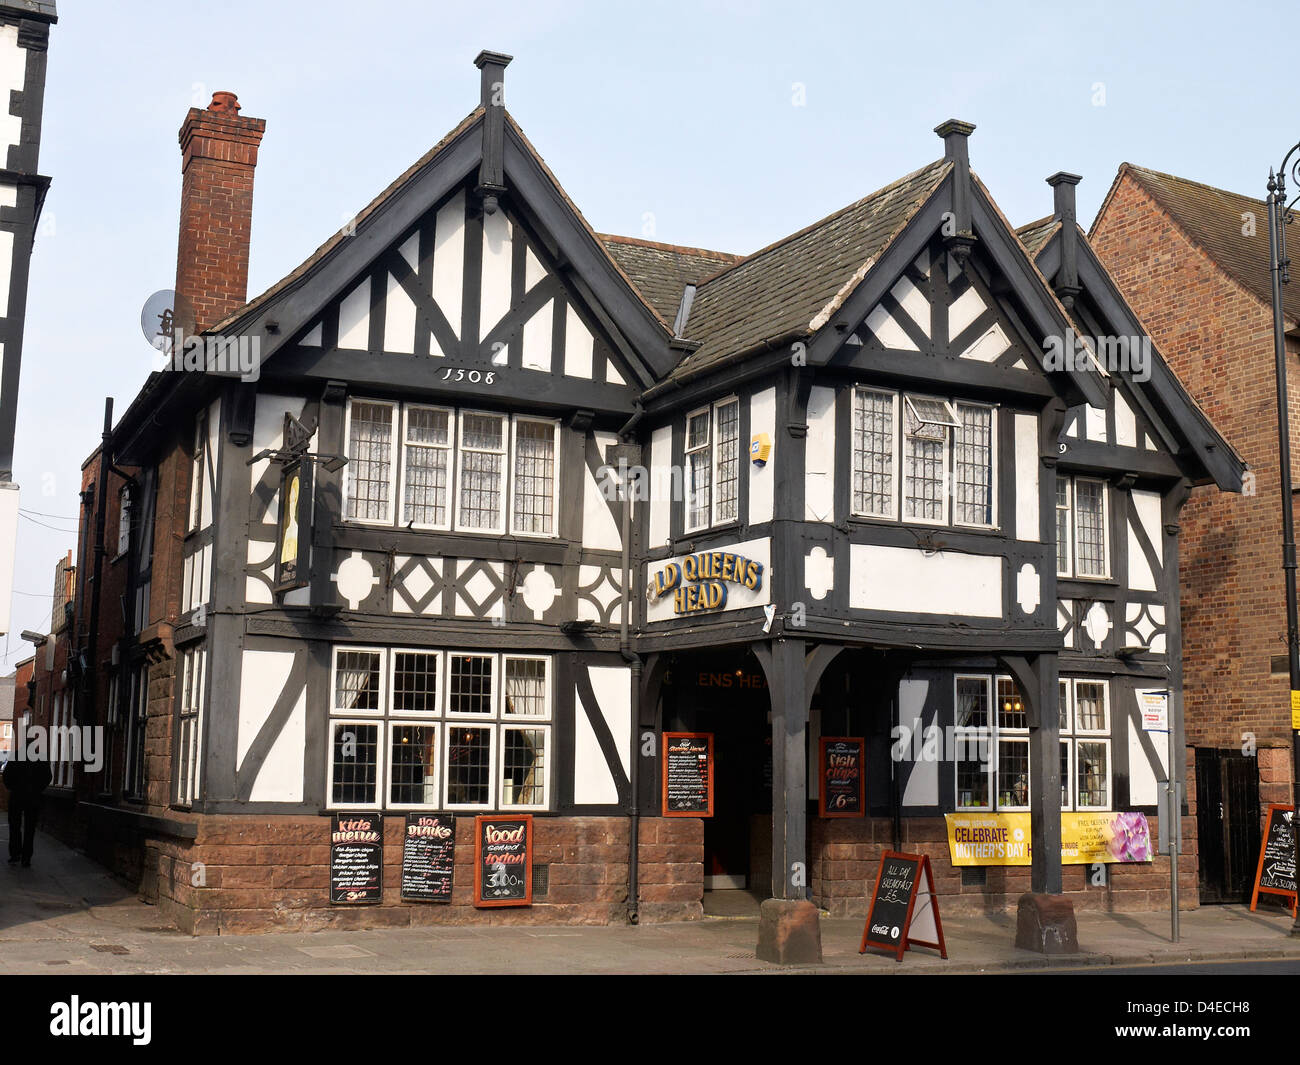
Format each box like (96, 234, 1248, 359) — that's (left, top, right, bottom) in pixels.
(3, 825, 1300, 974)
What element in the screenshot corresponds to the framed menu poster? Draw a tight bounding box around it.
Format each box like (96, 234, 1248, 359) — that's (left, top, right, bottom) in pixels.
(474, 815, 533, 908)
(819, 737, 865, 818)
(662, 732, 714, 817)
(330, 812, 383, 905)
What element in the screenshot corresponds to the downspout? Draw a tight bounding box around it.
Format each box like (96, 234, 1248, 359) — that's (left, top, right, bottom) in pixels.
(84, 397, 113, 727)
(619, 403, 644, 924)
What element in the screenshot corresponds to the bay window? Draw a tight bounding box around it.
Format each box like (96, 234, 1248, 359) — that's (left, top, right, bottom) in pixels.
(852, 387, 996, 528)
(344, 399, 559, 536)
(327, 646, 551, 811)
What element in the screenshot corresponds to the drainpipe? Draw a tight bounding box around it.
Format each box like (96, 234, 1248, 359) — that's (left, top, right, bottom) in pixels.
(617, 404, 644, 923)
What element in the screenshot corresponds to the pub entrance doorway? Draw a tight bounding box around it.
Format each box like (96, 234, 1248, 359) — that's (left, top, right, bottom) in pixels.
(660, 648, 772, 901)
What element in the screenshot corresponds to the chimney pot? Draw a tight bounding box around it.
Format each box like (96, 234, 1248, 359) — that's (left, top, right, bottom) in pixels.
(208, 91, 241, 114)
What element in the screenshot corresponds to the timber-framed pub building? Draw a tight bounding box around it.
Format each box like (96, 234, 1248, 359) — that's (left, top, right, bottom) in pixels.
(47, 52, 1244, 949)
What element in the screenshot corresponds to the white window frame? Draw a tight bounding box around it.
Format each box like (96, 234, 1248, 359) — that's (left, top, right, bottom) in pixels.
(327, 718, 385, 811)
(850, 387, 899, 520)
(445, 652, 498, 718)
(443, 720, 499, 811)
(187, 413, 206, 533)
(993, 674, 1030, 812)
(332, 645, 386, 717)
(399, 404, 455, 532)
(343, 400, 399, 526)
(509, 415, 561, 537)
(902, 393, 956, 526)
(499, 722, 551, 810)
(175, 646, 206, 808)
(711, 397, 741, 528)
(116, 485, 132, 557)
(389, 647, 443, 718)
(953, 674, 994, 812)
(386, 720, 441, 811)
(952, 400, 998, 530)
(455, 409, 508, 534)
(683, 405, 713, 534)
(1056, 479, 1073, 578)
(1072, 477, 1110, 579)
(1058, 678, 1112, 812)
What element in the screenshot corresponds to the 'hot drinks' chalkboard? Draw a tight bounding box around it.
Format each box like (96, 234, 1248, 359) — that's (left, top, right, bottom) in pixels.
(860, 851, 947, 962)
(1251, 804, 1297, 915)
(819, 737, 865, 817)
(662, 732, 714, 817)
(330, 812, 383, 905)
(401, 814, 456, 902)
(474, 815, 533, 908)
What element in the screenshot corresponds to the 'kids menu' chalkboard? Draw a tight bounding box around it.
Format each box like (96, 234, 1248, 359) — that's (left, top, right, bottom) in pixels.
(662, 732, 714, 817)
(860, 851, 947, 962)
(819, 737, 865, 817)
(474, 815, 533, 908)
(330, 812, 383, 904)
(1251, 804, 1297, 914)
(401, 814, 456, 902)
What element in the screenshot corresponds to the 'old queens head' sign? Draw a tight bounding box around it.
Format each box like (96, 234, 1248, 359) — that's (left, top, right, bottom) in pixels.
(647, 551, 764, 614)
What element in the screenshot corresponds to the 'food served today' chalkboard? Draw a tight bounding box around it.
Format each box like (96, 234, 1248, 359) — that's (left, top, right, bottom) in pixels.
(860, 851, 947, 962)
(474, 815, 533, 908)
(330, 812, 383, 904)
(819, 737, 865, 817)
(662, 732, 714, 817)
(401, 814, 456, 902)
(1251, 804, 1297, 916)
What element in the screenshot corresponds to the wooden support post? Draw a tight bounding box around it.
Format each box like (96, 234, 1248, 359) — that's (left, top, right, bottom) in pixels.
(769, 636, 808, 899)
(1028, 651, 1062, 894)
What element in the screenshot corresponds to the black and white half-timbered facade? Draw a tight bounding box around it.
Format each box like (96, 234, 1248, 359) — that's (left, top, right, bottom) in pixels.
(93, 54, 1242, 941)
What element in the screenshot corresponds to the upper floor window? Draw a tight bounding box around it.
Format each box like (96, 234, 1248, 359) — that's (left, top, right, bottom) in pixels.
(187, 412, 207, 533)
(344, 399, 559, 537)
(684, 397, 740, 533)
(852, 388, 996, 528)
(116, 486, 131, 557)
(1056, 475, 1109, 579)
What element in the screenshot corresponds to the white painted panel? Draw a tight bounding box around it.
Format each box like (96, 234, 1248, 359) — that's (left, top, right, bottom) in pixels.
(200, 398, 220, 529)
(804, 385, 836, 522)
(1127, 489, 1163, 592)
(1115, 390, 1137, 448)
(250, 395, 306, 521)
(0, 183, 15, 209)
(948, 285, 987, 339)
(250, 682, 305, 803)
(236, 650, 294, 769)
(0, 228, 13, 318)
(645, 537, 771, 622)
(432, 190, 465, 352)
(573, 687, 617, 805)
(564, 305, 594, 378)
(588, 665, 632, 779)
(748, 387, 776, 526)
(1128, 690, 1168, 806)
(337, 279, 371, 350)
(300, 322, 322, 347)
(960, 323, 1010, 362)
(524, 245, 546, 290)
(0, 28, 24, 153)
(899, 678, 937, 807)
(1085, 404, 1107, 443)
(604, 360, 625, 386)
(1014, 412, 1039, 542)
(865, 303, 918, 351)
(891, 275, 930, 337)
(480, 209, 512, 340)
(850, 544, 1002, 617)
(648, 425, 671, 548)
(398, 232, 419, 271)
(521, 300, 553, 372)
(383, 273, 416, 354)
(584, 432, 621, 551)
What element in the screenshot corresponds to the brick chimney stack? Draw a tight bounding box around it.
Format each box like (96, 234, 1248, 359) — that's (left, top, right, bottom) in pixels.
(174, 91, 265, 334)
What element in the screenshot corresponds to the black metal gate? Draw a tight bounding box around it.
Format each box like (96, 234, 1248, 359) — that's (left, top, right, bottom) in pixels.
(1195, 748, 1261, 904)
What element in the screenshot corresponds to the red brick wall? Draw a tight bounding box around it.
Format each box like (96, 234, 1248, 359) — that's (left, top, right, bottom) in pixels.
(810, 814, 1197, 917)
(133, 815, 704, 935)
(1091, 171, 1293, 805)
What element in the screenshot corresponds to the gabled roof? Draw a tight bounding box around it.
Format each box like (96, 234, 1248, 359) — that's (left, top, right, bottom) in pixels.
(599, 236, 739, 324)
(1092, 163, 1300, 328)
(672, 159, 952, 381)
(1015, 215, 1059, 257)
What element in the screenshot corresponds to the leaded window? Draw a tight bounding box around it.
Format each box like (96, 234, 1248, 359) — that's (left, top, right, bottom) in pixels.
(852, 389, 896, 517)
(402, 405, 452, 528)
(346, 401, 396, 523)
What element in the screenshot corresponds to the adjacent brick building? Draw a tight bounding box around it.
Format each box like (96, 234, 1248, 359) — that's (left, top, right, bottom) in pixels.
(1092, 164, 1297, 903)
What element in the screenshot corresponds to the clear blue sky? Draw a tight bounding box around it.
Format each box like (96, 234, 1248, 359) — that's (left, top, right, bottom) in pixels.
(3, 0, 1294, 668)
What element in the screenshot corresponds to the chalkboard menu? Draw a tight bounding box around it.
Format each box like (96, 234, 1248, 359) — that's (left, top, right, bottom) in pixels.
(662, 732, 714, 817)
(860, 851, 947, 962)
(330, 812, 383, 904)
(819, 737, 865, 817)
(474, 815, 533, 908)
(401, 814, 456, 902)
(1251, 804, 1297, 914)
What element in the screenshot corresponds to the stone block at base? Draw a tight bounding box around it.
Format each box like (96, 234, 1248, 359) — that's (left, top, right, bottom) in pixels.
(1014, 892, 1078, 954)
(755, 898, 823, 965)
